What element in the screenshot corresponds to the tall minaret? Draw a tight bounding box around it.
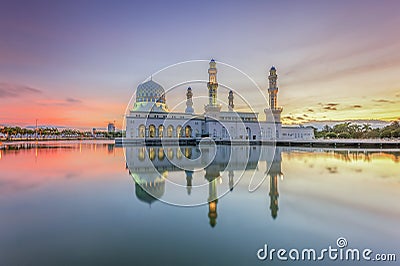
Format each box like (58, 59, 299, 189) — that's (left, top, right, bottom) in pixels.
(208, 59, 218, 106)
(268, 66, 278, 109)
(265, 66, 282, 124)
(185, 87, 194, 114)
(228, 90, 234, 111)
(205, 59, 221, 116)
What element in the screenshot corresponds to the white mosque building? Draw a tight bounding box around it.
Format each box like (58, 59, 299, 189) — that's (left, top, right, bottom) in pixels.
(124, 59, 314, 143)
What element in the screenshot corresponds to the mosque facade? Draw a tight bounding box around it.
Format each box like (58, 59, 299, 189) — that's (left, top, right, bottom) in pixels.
(125, 60, 314, 142)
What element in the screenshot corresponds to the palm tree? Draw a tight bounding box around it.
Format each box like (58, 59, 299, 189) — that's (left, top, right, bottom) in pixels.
(362, 123, 372, 133)
(323, 125, 332, 132)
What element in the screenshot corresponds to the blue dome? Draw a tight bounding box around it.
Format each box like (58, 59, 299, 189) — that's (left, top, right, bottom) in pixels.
(136, 80, 166, 104)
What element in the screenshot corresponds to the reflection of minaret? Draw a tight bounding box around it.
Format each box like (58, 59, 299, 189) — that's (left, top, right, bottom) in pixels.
(266, 148, 282, 219)
(205, 164, 220, 228)
(107, 144, 114, 154)
(185, 170, 193, 195)
(228, 170, 234, 191)
(269, 174, 279, 219)
(185, 87, 194, 114)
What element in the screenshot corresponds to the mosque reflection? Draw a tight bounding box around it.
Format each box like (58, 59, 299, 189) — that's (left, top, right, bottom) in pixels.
(125, 145, 283, 227)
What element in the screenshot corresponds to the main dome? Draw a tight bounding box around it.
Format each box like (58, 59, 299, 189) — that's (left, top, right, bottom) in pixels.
(136, 80, 166, 104)
(132, 79, 169, 112)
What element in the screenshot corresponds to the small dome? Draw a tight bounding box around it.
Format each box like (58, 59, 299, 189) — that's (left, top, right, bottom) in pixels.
(270, 66, 276, 71)
(131, 171, 166, 205)
(135, 182, 165, 205)
(136, 80, 165, 104)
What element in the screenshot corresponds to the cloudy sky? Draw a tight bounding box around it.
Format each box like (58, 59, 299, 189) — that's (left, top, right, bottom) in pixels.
(0, 0, 399, 129)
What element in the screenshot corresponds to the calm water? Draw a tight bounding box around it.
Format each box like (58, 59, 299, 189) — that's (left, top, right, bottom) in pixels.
(0, 141, 399, 265)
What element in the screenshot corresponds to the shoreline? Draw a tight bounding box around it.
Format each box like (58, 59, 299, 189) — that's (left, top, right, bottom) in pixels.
(0, 139, 115, 150)
(1, 138, 399, 150)
(115, 138, 400, 149)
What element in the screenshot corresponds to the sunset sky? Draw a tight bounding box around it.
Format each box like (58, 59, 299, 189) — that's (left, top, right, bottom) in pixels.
(0, 0, 399, 129)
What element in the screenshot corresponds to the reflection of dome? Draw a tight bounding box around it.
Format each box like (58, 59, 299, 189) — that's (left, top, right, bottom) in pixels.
(135, 182, 164, 205)
(136, 80, 165, 103)
(132, 80, 169, 112)
(131, 172, 166, 205)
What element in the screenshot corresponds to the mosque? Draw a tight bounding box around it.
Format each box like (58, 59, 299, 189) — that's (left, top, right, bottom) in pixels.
(124, 59, 314, 142)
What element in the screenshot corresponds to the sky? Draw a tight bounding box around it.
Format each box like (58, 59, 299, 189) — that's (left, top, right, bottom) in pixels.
(0, 0, 399, 129)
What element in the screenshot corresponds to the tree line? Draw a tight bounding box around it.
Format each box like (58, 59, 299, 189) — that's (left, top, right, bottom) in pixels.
(314, 121, 400, 139)
(0, 127, 124, 140)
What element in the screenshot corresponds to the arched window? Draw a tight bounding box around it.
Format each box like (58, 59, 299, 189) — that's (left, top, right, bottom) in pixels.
(246, 127, 251, 140)
(158, 125, 164, 138)
(176, 125, 182, 138)
(167, 125, 174, 138)
(222, 127, 227, 139)
(149, 125, 156, 138)
(185, 125, 192, 138)
(230, 126, 235, 139)
(138, 125, 146, 138)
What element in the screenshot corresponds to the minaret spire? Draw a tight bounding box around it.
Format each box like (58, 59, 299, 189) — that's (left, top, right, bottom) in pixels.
(185, 87, 194, 114)
(204, 59, 221, 116)
(268, 66, 278, 109)
(264, 66, 282, 125)
(228, 90, 234, 110)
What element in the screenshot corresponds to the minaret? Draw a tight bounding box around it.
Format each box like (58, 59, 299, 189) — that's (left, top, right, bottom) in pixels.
(228, 90, 234, 111)
(264, 66, 283, 139)
(185, 87, 194, 114)
(205, 59, 222, 116)
(268, 67, 278, 109)
(208, 59, 218, 106)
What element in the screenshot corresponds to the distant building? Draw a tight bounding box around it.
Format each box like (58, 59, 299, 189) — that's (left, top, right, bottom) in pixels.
(125, 59, 314, 141)
(107, 123, 116, 133)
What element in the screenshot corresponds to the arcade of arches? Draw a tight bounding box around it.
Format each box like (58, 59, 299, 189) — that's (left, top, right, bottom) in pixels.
(138, 124, 192, 138)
